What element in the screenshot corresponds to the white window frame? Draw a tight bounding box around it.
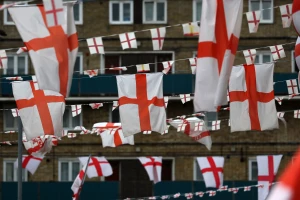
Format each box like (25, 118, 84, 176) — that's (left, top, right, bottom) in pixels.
(58, 158, 83, 181)
(75, 52, 84, 74)
(109, 0, 133, 25)
(248, 157, 257, 181)
(292, 50, 296, 72)
(193, 0, 202, 22)
(3, 53, 29, 75)
(193, 158, 204, 181)
(143, 0, 167, 24)
(73, 2, 83, 25)
(3, 159, 28, 181)
(255, 51, 273, 64)
(3, 1, 28, 25)
(248, 0, 274, 24)
(63, 106, 83, 130)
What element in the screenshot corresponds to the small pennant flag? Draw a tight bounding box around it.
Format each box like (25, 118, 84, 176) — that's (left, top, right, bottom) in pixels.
(244, 186, 251, 191)
(86, 37, 104, 54)
(11, 109, 19, 117)
(173, 193, 181, 198)
(6, 77, 23, 81)
(177, 123, 187, 132)
(286, 79, 299, 96)
(185, 193, 193, 199)
(84, 69, 98, 78)
(16, 47, 28, 54)
(280, 4, 293, 28)
(89, 103, 103, 109)
(277, 112, 285, 118)
(270, 45, 286, 60)
(180, 94, 191, 104)
(294, 110, 300, 118)
(189, 58, 197, 74)
(212, 120, 221, 130)
(243, 49, 256, 65)
(164, 96, 169, 108)
(112, 101, 119, 111)
(275, 97, 284, 105)
(162, 125, 170, 135)
(136, 64, 150, 72)
(42, 0, 65, 27)
(246, 11, 261, 33)
(109, 67, 127, 71)
(150, 27, 166, 50)
(74, 126, 91, 135)
(182, 22, 199, 36)
(195, 192, 204, 197)
(194, 121, 204, 131)
(119, 32, 137, 50)
(67, 132, 77, 138)
(71, 105, 82, 117)
(162, 61, 174, 74)
(228, 188, 239, 194)
(143, 131, 151, 134)
(208, 191, 216, 196)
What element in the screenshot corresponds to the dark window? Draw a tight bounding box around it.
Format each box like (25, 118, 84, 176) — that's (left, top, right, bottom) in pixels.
(134, 0, 142, 24)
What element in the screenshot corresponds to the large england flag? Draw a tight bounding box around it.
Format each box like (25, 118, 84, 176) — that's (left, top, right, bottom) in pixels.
(293, 0, 300, 36)
(116, 73, 166, 137)
(8, 3, 78, 97)
(78, 156, 113, 178)
(229, 64, 278, 132)
(194, 0, 243, 111)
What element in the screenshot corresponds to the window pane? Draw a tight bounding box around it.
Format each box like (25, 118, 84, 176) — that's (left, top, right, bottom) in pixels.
(61, 162, 69, 181)
(255, 55, 259, 63)
(250, 1, 260, 11)
(196, 1, 202, 21)
(263, 55, 271, 63)
(63, 107, 70, 128)
(72, 114, 81, 128)
(112, 3, 120, 21)
(145, 2, 154, 21)
(262, 0, 271, 20)
(7, 56, 14, 75)
(123, 3, 131, 21)
(74, 56, 81, 73)
(18, 56, 25, 74)
(6, 163, 14, 181)
(22, 169, 26, 181)
(156, 2, 165, 21)
(251, 161, 258, 180)
(72, 162, 80, 180)
(73, 3, 80, 21)
(4, 110, 15, 128)
(205, 112, 218, 130)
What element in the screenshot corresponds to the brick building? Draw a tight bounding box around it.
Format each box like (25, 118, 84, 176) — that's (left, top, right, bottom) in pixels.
(0, 0, 298, 199)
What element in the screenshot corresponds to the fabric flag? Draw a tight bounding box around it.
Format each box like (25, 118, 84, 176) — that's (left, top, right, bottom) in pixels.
(12, 81, 65, 140)
(78, 156, 113, 178)
(294, 110, 300, 118)
(0, 50, 8, 69)
(293, 0, 300, 35)
(182, 22, 199, 36)
(71, 157, 89, 200)
(86, 37, 104, 54)
(243, 49, 256, 65)
(116, 73, 166, 137)
(275, 96, 284, 105)
(71, 105, 82, 117)
(67, 132, 76, 138)
(150, 27, 166, 50)
(42, 0, 64, 27)
(84, 69, 98, 78)
(119, 32, 137, 50)
(23, 134, 56, 157)
(89, 103, 103, 109)
(109, 66, 127, 71)
(164, 96, 168, 108)
(257, 155, 283, 200)
(9, 3, 78, 97)
(185, 193, 193, 199)
(74, 126, 91, 134)
(100, 128, 134, 148)
(14, 155, 43, 175)
(295, 37, 300, 71)
(211, 120, 221, 130)
(162, 125, 170, 135)
(112, 101, 119, 111)
(92, 122, 122, 135)
(169, 117, 212, 150)
(246, 11, 261, 33)
(286, 79, 299, 96)
(11, 108, 19, 117)
(16, 47, 28, 54)
(196, 157, 224, 188)
(280, 4, 293, 28)
(270, 45, 286, 60)
(138, 157, 162, 184)
(194, 0, 243, 112)
(136, 64, 150, 72)
(162, 61, 173, 74)
(6, 77, 23, 81)
(189, 58, 197, 74)
(180, 94, 191, 104)
(229, 64, 278, 132)
(143, 130, 151, 134)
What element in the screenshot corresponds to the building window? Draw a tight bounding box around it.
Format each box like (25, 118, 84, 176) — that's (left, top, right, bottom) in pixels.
(249, 0, 273, 24)
(143, 0, 167, 24)
(193, 0, 202, 22)
(194, 159, 204, 181)
(58, 158, 82, 181)
(3, 54, 28, 75)
(255, 52, 272, 64)
(63, 106, 82, 129)
(73, 2, 83, 24)
(3, 159, 28, 181)
(109, 0, 133, 24)
(248, 158, 258, 180)
(74, 53, 83, 74)
(3, 109, 17, 131)
(204, 112, 218, 130)
(4, 1, 27, 25)
(292, 50, 298, 73)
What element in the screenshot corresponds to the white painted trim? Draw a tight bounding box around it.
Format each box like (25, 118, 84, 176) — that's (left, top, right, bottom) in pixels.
(109, 0, 133, 25)
(142, 0, 167, 24)
(58, 158, 83, 181)
(248, 0, 274, 24)
(248, 157, 257, 181)
(74, 2, 83, 25)
(292, 50, 296, 73)
(3, 158, 28, 182)
(192, 0, 202, 22)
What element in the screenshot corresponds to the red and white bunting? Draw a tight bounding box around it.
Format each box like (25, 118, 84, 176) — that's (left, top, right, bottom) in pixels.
(164, 96, 169, 108)
(173, 193, 181, 198)
(148, 197, 156, 200)
(161, 125, 170, 135)
(162, 61, 174, 74)
(243, 49, 256, 65)
(6, 77, 23, 81)
(218, 185, 228, 191)
(244, 186, 251, 191)
(119, 32, 137, 50)
(277, 112, 285, 118)
(1, 141, 12, 145)
(89, 103, 103, 109)
(71, 105, 82, 117)
(42, 0, 65, 27)
(294, 110, 300, 118)
(228, 188, 239, 194)
(270, 45, 286, 60)
(143, 131, 152, 134)
(185, 193, 193, 199)
(161, 195, 170, 199)
(280, 4, 293, 28)
(275, 96, 284, 105)
(208, 191, 216, 196)
(74, 126, 91, 135)
(195, 192, 204, 197)
(67, 132, 77, 138)
(177, 123, 187, 132)
(194, 121, 204, 131)
(5, 131, 16, 134)
(112, 101, 119, 111)
(136, 64, 150, 72)
(86, 37, 104, 54)
(286, 79, 299, 96)
(180, 94, 191, 104)
(212, 120, 221, 131)
(16, 47, 28, 54)
(14, 155, 43, 175)
(109, 66, 127, 71)
(84, 69, 98, 78)
(246, 11, 261, 33)
(182, 22, 199, 36)
(11, 109, 19, 117)
(92, 122, 121, 135)
(150, 27, 166, 50)
(0, 50, 7, 69)
(188, 58, 197, 74)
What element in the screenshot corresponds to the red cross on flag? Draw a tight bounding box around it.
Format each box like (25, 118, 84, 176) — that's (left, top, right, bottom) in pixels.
(189, 58, 197, 74)
(286, 79, 299, 96)
(116, 73, 166, 137)
(74, 126, 91, 135)
(71, 169, 85, 200)
(71, 105, 82, 117)
(173, 193, 181, 198)
(150, 27, 166, 50)
(119, 32, 137, 50)
(84, 69, 98, 78)
(293, 0, 300, 36)
(143, 130, 152, 134)
(14, 155, 43, 175)
(208, 191, 216, 196)
(246, 11, 261, 33)
(185, 193, 193, 199)
(257, 155, 283, 200)
(42, 0, 65, 27)
(8, 3, 78, 97)
(194, 0, 243, 112)
(136, 64, 150, 72)
(92, 122, 122, 135)
(194, 121, 205, 131)
(182, 22, 199, 36)
(12, 81, 65, 140)
(296, 37, 300, 71)
(17, 47, 28, 54)
(86, 37, 104, 54)
(67, 132, 77, 138)
(211, 120, 221, 130)
(228, 188, 239, 194)
(197, 156, 224, 188)
(229, 64, 278, 132)
(243, 49, 256, 65)
(6, 77, 23, 81)
(294, 110, 300, 118)
(180, 94, 191, 104)
(99, 127, 134, 148)
(11, 108, 19, 117)
(89, 103, 103, 109)
(270, 45, 286, 60)
(138, 157, 162, 184)
(79, 156, 113, 178)
(244, 186, 251, 192)
(280, 4, 293, 28)
(0, 50, 8, 69)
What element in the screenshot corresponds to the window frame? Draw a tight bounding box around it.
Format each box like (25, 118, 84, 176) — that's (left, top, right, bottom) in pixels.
(3, 159, 28, 181)
(248, 157, 257, 181)
(73, 2, 83, 25)
(63, 106, 83, 130)
(58, 158, 83, 181)
(3, 53, 29, 75)
(248, 0, 274, 24)
(109, 0, 134, 25)
(255, 51, 273, 64)
(3, 1, 28, 25)
(142, 0, 167, 24)
(193, 0, 202, 22)
(75, 52, 84, 74)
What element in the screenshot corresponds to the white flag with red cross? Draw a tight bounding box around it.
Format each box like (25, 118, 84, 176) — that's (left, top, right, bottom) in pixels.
(14, 155, 43, 175)
(84, 69, 98, 78)
(71, 168, 85, 200)
(9, 3, 78, 97)
(286, 79, 299, 96)
(0, 50, 8, 69)
(162, 61, 174, 74)
(229, 64, 278, 132)
(280, 4, 293, 28)
(138, 157, 162, 184)
(116, 73, 166, 137)
(194, 0, 243, 112)
(275, 96, 284, 105)
(180, 94, 191, 104)
(17, 47, 28, 54)
(89, 103, 103, 109)
(92, 122, 122, 135)
(296, 37, 300, 71)
(86, 37, 104, 54)
(6, 77, 23, 81)
(78, 156, 113, 178)
(257, 155, 283, 200)
(71, 105, 82, 117)
(150, 27, 166, 50)
(182, 22, 199, 36)
(270, 45, 286, 60)
(12, 81, 65, 140)
(74, 126, 91, 135)
(246, 11, 261, 33)
(189, 58, 197, 74)
(196, 156, 224, 188)
(119, 32, 137, 50)
(136, 64, 150, 72)
(243, 49, 256, 65)
(100, 128, 134, 148)
(294, 110, 300, 118)
(293, 0, 300, 36)
(11, 108, 19, 117)
(42, 0, 65, 27)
